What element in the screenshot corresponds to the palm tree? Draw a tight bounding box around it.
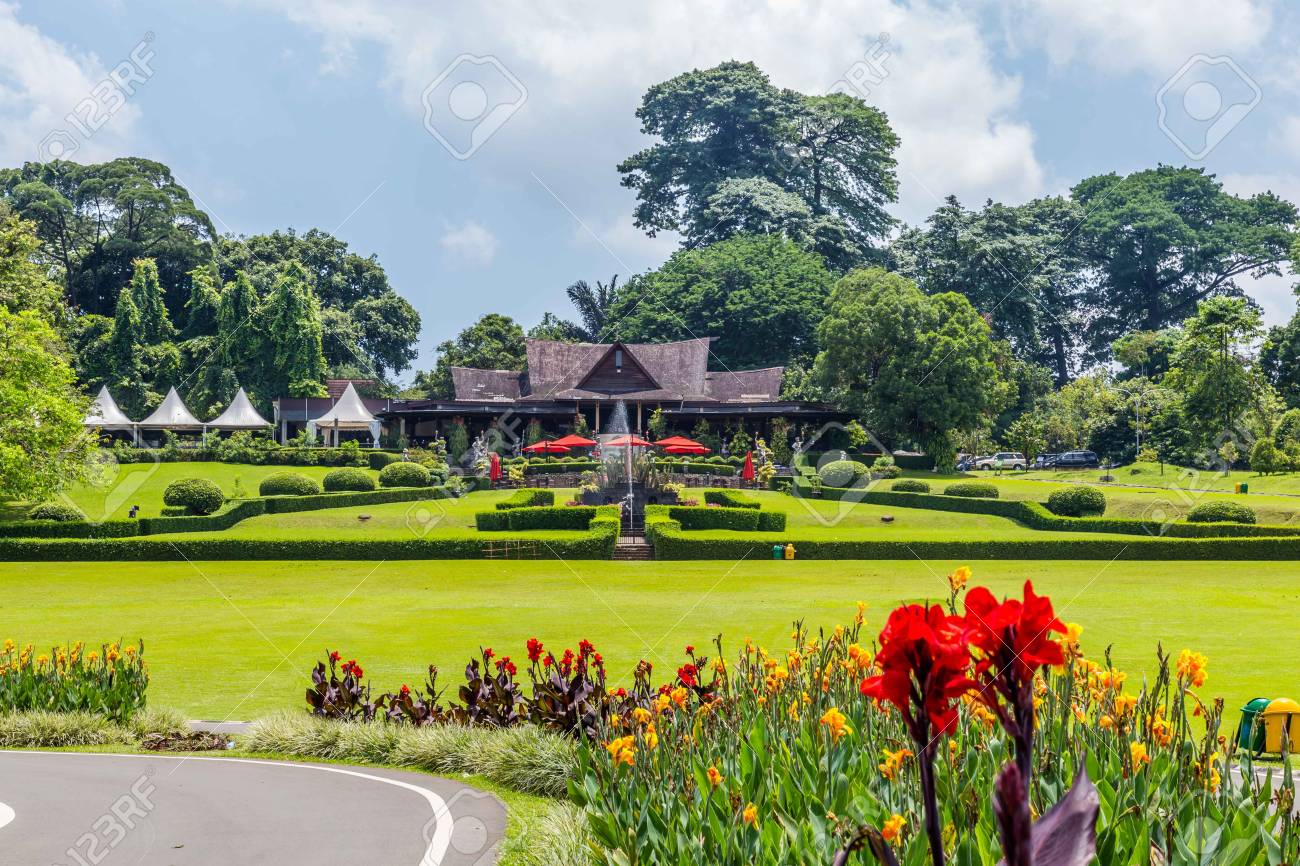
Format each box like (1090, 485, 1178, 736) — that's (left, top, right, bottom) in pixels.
(566, 275, 619, 341)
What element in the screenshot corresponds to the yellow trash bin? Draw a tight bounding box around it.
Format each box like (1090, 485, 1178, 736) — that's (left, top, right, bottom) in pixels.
(783, 543, 796, 560)
(1262, 698, 1300, 753)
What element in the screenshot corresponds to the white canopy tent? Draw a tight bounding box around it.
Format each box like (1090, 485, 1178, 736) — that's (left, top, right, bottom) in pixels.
(308, 382, 380, 446)
(135, 387, 203, 444)
(84, 386, 134, 430)
(205, 387, 271, 431)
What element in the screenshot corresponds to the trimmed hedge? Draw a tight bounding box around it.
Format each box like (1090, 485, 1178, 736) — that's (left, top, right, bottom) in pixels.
(27, 502, 85, 522)
(1187, 501, 1256, 524)
(890, 479, 930, 494)
(787, 478, 1300, 538)
(526, 461, 599, 475)
(653, 461, 737, 476)
(703, 490, 761, 509)
(162, 478, 225, 515)
(495, 489, 556, 510)
(323, 468, 377, 492)
(379, 462, 432, 488)
(368, 452, 401, 470)
(1046, 485, 1106, 517)
(643, 503, 788, 533)
(258, 472, 323, 497)
(818, 460, 869, 488)
(477, 505, 620, 532)
(943, 481, 999, 499)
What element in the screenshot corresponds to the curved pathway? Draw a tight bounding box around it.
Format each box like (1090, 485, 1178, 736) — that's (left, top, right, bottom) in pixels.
(0, 751, 505, 865)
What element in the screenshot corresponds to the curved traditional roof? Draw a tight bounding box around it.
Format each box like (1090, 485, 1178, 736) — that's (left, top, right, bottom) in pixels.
(207, 387, 271, 429)
(137, 387, 203, 428)
(313, 382, 376, 428)
(84, 386, 134, 428)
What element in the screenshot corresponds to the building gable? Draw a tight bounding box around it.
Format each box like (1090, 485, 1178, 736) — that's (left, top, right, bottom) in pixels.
(575, 342, 661, 394)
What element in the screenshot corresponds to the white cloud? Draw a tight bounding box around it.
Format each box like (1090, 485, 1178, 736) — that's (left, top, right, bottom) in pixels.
(438, 219, 499, 266)
(1008, 0, 1272, 75)
(1273, 115, 1300, 160)
(230, 0, 1049, 227)
(0, 1, 144, 165)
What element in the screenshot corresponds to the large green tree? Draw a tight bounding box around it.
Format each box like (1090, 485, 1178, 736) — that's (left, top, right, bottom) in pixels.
(100, 258, 180, 416)
(423, 313, 527, 398)
(217, 228, 419, 379)
(812, 267, 1003, 449)
(1073, 166, 1297, 355)
(607, 234, 833, 370)
(1164, 296, 1264, 448)
(0, 158, 215, 318)
(261, 261, 327, 398)
(617, 61, 898, 262)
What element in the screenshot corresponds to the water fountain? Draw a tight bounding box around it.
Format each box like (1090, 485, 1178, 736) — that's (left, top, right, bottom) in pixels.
(581, 399, 678, 530)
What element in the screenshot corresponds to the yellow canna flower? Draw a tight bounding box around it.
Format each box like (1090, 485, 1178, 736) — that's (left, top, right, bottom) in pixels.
(1130, 742, 1149, 768)
(882, 814, 906, 842)
(742, 802, 758, 826)
(947, 565, 971, 593)
(706, 766, 723, 789)
(1176, 649, 1209, 688)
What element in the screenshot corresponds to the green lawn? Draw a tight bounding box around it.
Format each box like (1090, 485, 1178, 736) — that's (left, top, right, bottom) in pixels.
(1, 461, 379, 522)
(3, 558, 1293, 722)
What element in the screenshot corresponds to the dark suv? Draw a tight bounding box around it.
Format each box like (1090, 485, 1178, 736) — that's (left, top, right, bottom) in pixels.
(1054, 450, 1099, 469)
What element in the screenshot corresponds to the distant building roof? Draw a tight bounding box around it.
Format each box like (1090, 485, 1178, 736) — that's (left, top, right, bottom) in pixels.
(137, 387, 204, 428)
(85, 385, 134, 428)
(326, 378, 375, 399)
(207, 387, 271, 429)
(313, 382, 377, 428)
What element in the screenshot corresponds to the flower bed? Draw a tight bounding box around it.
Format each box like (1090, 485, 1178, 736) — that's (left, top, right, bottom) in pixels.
(0, 639, 148, 722)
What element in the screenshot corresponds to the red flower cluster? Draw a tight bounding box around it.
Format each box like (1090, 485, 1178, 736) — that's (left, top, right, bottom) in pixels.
(483, 647, 495, 660)
(329, 651, 341, 663)
(341, 659, 363, 679)
(964, 581, 1065, 686)
(677, 663, 698, 688)
(399, 683, 410, 697)
(526, 638, 544, 663)
(494, 655, 518, 677)
(861, 603, 974, 736)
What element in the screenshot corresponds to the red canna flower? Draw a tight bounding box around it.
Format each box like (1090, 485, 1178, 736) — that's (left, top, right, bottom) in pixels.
(543, 656, 553, 669)
(963, 580, 1066, 686)
(685, 645, 695, 655)
(614, 687, 627, 698)
(859, 603, 975, 737)
(400, 683, 410, 697)
(526, 638, 543, 663)
(483, 647, 494, 660)
(677, 663, 698, 688)
(578, 639, 595, 657)
(329, 650, 341, 663)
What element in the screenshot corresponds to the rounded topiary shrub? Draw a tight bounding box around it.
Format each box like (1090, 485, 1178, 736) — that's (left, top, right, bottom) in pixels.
(323, 467, 377, 492)
(890, 479, 930, 494)
(1046, 485, 1107, 517)
(943, 481, 999, 499)
(258, 472, 323, 497)
(1186, 500, 1256, 524)
(818, 459, 870, 488)
(379, 461, 432, 488)
(27, 501, 85, 522)
(162, 478, 225, 515)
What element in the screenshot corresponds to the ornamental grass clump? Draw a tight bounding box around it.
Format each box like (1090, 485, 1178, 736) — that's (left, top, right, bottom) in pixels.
(0, 639, 148, 722)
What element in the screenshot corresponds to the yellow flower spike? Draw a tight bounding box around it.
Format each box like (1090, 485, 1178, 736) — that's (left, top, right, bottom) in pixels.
(706, 766, 723, 789)
(1099, 715, 1114, 730)
(1176, 649, 1209, 688)
(882, 814, 906, 842)
(2, 639, 12, 654)
(947, 565, 971, 593)
(742, 803, 758, 826)
(819, 707, 852, 742)
(1130, 742, 1149, 768)
(854, 601, 867, 625)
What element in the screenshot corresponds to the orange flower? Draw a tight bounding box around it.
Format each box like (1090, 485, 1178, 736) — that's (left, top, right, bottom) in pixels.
(881, 814, 906, 842)
(1176, 649, 1208, 688)
(706, 766, 723, 789)
(819, 706, 852, 742)
(1130, 742, 1149, 768)
(742, 802, 758, 826)
(947, 565, 971, 593)
(879, 747, 913, 781)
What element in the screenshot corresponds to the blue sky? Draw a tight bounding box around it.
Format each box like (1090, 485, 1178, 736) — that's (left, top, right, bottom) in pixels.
(3, 0, 1299, 382)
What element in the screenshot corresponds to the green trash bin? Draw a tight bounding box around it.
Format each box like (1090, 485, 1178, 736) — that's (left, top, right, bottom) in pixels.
(1238, 697, 1271, 751)
(1240, 481, 1249, 494)
(772, 544, 784, 560)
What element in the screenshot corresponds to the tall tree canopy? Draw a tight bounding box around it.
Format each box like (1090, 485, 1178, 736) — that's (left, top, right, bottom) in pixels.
(0, 158, 215, 318)
(217, 228, 420, 379)
(1164, 296, 1265, 447)
(890, 195, 1090, 385)
(1073, 166, 1296, 354)
(617, 61, 898, 266)
(813, 267, 1003, 449)
(607, 234, 833, 370)
(423, 313, 527, 399)
(261, 261, 327, 398)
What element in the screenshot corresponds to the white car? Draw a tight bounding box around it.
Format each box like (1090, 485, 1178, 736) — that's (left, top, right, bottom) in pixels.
(975, 451, 1026, 471)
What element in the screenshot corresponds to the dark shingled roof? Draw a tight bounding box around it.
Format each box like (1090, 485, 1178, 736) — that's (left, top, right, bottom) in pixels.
(450, 367, 524, 400)
(450, 338, 783, 403)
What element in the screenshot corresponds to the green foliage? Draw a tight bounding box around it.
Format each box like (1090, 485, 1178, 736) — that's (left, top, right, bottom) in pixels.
(27, 502, 85, 522)
(562, 275, 619, 342)
(162, 478, 225, 515)
(769, 418, 791, 465)
(728, 427, 752, 455)
(0, 310, 93, 501)
(889, 478, 930, 493)
(262, 261, 327, 398)
(814, 268, 1003, 447)
(378, 461, 431, 488)
(943, 481, 999, 499)
(258, 472, 323, 497)
(608, 234, 834, 370)
(0, 215, 63, 321)
(1276, 409, 1300, 446)
(1046, 485, 1107, 517)
(477, 505, 618, 532)
(495, 489, 556, 510)
(817, 459, 869, 488)
(647, 407, 667, 440)
(1251, 438, 1280, 475)
(368, 451, 400, 470)
(323, 467, 377, 492)
(869, 454, 900, 479)
(425, 314, 526, 398)
(524, 418, 543, 446)
(1165, 296, 1264, 449)
(0, 640, 148, 723)
(1004, 414, 1046, 463)
(1186, 501, 1256, 524)
(447, 420, 469, 462)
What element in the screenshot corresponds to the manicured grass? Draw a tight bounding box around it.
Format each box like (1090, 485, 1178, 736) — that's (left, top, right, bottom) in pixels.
(1, 462, 378, 522)
(2, 558, 1292, 722)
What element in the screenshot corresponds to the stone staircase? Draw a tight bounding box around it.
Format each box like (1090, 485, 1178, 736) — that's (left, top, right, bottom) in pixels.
(613, 534, 654, 561)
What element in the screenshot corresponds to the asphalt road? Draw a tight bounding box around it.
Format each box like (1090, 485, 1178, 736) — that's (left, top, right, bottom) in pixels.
(0, 751, 506, 865)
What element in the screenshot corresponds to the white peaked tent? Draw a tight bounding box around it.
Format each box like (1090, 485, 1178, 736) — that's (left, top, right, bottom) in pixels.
(205, 387, 271, 431)
(135, 386, 203, 443)
(308, 382, 380, 446)
(84, 386, 134, 430)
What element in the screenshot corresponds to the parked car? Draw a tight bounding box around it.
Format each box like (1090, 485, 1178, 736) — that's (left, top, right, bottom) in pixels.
(975, 451, 1027, 471)
(955, 454, 977, 472)
(1054, 450, 1100, 469)
(1035, 453, 1061, 469)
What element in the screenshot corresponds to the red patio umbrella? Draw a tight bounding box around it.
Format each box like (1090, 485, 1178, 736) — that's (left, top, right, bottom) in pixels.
(663, 444, 709, 456)
(550, 434, 597, 448)
(522, 440, 572, 454)
(605, 434, 653, 447)
(654, 435, 705, 448)
(489, 451, 502, 482)
(741, 451, 755, 481)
